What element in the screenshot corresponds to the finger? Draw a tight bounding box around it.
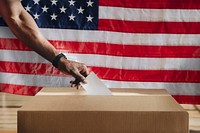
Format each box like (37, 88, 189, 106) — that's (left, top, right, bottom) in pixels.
(78, 64, 89, 77)
(77, 84, 82, 90)
(71, 77, 82, 87)
(70, 80, 77, 87)
(70, 80, 76, 87)
(71, 83, 76, 87)
(82, 65, 89, 76)
(73, 77, 81, 85)
(73, 70, 87, 83)
(70, 82, 73, 87)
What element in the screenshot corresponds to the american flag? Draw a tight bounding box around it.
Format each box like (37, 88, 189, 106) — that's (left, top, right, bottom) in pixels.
(0, 0, 200, 104)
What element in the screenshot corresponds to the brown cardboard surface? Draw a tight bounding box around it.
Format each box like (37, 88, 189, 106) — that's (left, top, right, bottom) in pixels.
(0, 130, 17, 133)
(37, 87, 171, 96)
(19, 95, 183, 111)
(18, 88, 188, 133)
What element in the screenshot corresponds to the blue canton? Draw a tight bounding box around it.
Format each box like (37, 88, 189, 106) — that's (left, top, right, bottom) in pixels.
(0, 0, 98, 30)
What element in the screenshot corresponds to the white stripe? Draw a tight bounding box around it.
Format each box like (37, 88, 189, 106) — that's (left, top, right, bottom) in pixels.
(0, 72, 72, 87)
(100, 6, 200, 22)
(1, 27, 200, 46)
(65, 53, 200, 70)
(0, 50, 49, 63)
(0, 27, 16, 38)
(1, 50, 200, 70)
(0, 72, 199, 95)
(103, 80, 200, 95)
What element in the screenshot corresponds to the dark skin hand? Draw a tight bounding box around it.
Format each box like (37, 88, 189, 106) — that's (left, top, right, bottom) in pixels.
(0, 0, 89, 88)
(58, 57, 89, 89)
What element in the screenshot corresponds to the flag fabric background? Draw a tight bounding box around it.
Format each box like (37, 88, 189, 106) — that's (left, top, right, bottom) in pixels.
(0, 0, 200, 104)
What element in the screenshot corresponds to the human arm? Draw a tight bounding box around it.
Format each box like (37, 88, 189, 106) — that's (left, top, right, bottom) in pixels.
(0, 0, 89, 88)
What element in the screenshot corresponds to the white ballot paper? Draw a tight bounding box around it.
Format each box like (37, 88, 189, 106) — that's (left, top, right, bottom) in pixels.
(80, 72, 112, 95)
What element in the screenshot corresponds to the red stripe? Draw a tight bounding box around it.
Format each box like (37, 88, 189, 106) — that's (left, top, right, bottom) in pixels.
(50, 40, 200, 58)
(98, 20, 200, 34)
(91, 67, 200, 83)
(0, 83, 200, 104)
(0, 38, 31, 51)
(0, 61, 200, 83)
(1, 38, 200, 58)
(0, 83, 42, 96)
(0, 61, 65, 76)
(99, 0, 200, 9)
(172, 95, 200, 104)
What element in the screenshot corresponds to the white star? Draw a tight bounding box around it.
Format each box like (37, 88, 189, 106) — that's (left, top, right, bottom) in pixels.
(87, 0, 94, 7)
(60, 6, 67, 13)
(33, 0, 40, 5)
(25, 5, 31, 12)
(68, 14, 75, 21)
(86, 15, 93, 22)
(33, 13, 39, 20)
(50, 13, 58, 20)
(77, 7, 84, 14)
(51, 0, 58, 5)
(42, 5, 49, 12)
(69, 0, 75, 6)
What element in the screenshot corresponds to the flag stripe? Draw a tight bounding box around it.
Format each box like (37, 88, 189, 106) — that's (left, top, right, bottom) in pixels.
(1, 61, 200, 83)
(172, 95, 200, 104)
(98, 19, 200, 34)
(102, 80, 200, 95)
(0, 73, 200, 95)
(0, 72, 72, 87)
(1, 38, 200, 58)
(0, 38, 31, 51)
(99, 7, 200, 22)
(1, 50, 200, 70)
(0, 61, 64, 76)
(0, 83, 42, 96)
(1, 27, 200, 46)
(92, 67, 200, 82)
(99, 0, 200, 9)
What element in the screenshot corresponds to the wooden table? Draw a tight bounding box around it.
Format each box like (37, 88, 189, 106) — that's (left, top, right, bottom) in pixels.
(0, 89, 200, 133)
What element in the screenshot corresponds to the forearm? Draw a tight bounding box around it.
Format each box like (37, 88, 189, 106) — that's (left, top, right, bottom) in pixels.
(7, 13, 59, 62)
(0, 0, 89, 87)
(0, 1, 59, 62)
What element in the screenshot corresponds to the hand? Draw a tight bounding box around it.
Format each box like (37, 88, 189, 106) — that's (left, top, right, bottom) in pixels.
(57, 57, 89, 89)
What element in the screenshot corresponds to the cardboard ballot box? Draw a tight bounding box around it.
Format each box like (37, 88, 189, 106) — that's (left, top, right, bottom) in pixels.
(18, 88, 188, 133)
